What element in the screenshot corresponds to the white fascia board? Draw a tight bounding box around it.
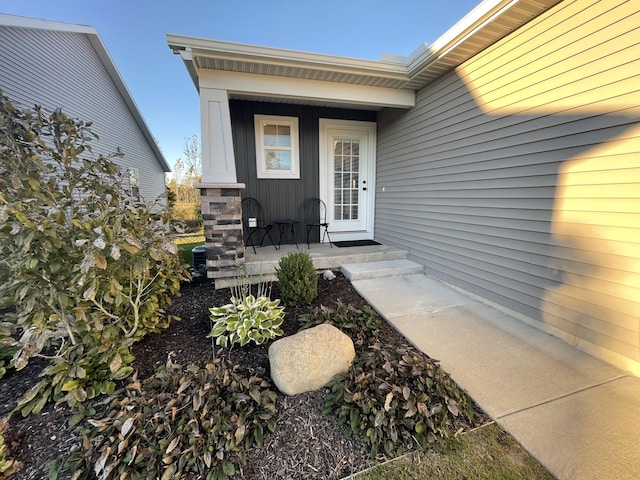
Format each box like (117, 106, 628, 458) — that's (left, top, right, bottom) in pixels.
(0, 13, 96, 34)
(198, 70, 415, 109)
(168, 0, 543, 96)
(167, 34, 409, 78)
(407, 0, 520, 74)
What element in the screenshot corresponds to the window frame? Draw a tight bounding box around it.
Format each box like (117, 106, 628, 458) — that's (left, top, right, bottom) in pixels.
(128, 168, 140, 202)
(254, 115, 300, 179)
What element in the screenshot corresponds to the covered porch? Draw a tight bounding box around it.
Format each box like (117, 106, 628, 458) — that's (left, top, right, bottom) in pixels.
(215, 241, 408, 289)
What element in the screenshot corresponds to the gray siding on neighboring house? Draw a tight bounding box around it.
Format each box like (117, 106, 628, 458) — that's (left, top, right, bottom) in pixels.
(0, 22, 167, 204)
(230, 100, 375, 243)
(376, 0, 640, 367)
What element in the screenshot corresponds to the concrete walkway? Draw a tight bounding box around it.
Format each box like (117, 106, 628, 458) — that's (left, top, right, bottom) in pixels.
(344, 268, 640, 480)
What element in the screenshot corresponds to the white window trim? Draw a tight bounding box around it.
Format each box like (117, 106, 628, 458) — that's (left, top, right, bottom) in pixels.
(254, 115, 300, 179)
(127, 168, 141, 202)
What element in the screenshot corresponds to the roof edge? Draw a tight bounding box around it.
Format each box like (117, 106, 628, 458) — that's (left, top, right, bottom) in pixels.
(166, 34, 410, 86)
(0, 13, 171, 173)
(86, 34, 172, 172)
(407, 0, 563, 79)
(0, 13, 96, 34)
(167, 0, 561, 96)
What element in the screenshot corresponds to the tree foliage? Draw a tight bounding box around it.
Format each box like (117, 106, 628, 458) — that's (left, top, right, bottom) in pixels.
(167, 134, 201, 205)
(0, 92, 190, 415)
(166, 135, 202, 232)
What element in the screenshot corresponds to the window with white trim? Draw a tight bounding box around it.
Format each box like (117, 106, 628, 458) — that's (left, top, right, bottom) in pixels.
(128, 168, 140, 202)
(254, 115, 300, 179)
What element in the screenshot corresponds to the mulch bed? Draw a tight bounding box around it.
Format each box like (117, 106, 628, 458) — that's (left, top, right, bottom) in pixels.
(0, 272, 486, 479)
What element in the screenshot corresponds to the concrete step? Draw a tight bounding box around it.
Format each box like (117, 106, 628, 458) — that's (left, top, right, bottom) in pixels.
(214, 244, 409, 289)
(340, 259, 425, 281)
(242, 245, 408, 277)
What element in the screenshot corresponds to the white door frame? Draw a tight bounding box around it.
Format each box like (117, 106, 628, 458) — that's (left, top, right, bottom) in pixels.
(319, 119, 376, 241)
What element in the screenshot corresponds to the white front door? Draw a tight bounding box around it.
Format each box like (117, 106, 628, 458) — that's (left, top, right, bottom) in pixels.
(319, 119, 376, 241)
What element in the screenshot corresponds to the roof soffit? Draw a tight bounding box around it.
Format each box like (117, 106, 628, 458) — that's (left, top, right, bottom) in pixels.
(170, 37, 411, 90)
(405, 0, 564, 89)
(168, 0, 563, 98)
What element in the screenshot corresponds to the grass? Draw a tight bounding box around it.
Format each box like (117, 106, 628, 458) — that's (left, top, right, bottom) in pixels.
(352, 423, 555, 480)
(172, 234, 205, 267)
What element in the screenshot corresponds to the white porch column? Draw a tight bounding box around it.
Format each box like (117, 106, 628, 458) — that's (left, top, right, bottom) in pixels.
(200, 87, 236, 183)
(197, 88, 245, 284)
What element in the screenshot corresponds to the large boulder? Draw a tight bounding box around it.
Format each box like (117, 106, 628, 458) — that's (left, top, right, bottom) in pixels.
(269, 324, 355, 396)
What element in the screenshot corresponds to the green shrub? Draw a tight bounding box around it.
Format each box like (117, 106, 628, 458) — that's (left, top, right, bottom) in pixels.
(0, 325, 17, 378)
(0, 420, 21, 477)
(299, 300, 384, 350)
(0, 93, 190, 415)
(276, 251, 318, 306)
(209, 294, 285, 348)
(324, 343, 475, 458)
(59, 358, 278, 480)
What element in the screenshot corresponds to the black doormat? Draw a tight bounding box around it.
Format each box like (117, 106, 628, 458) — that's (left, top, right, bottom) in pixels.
(333, 240, 381, 248)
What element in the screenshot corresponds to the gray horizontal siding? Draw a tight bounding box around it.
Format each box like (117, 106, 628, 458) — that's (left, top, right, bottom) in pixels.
(0, 24, 166, 204)
(375, 0, 640, 366)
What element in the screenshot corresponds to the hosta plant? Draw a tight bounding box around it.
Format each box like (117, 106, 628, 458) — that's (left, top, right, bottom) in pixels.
(209, 294, 284, 348)
(324, 342, 475, 458)
(0, 92, 189, 416)
(56, 357, 278, 480)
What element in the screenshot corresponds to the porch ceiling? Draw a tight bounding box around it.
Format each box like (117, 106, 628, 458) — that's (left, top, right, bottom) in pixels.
(167, 0, 562, 108)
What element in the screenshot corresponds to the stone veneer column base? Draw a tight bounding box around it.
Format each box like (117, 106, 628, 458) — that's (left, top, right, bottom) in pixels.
(194, 183, 245, 282)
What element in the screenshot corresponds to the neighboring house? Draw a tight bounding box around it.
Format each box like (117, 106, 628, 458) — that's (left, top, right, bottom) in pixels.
(167, 0, 640, 375)
(0, 14, 170, 203)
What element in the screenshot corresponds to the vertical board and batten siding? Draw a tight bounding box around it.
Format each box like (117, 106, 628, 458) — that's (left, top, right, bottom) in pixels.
(0, 25, 167, 203)
(229, 100, 375, 243)
(375, 0, 640, 371)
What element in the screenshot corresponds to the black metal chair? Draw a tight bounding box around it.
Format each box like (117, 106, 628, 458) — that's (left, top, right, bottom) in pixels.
(302, 197, 332, 249)
(241, 197, 277, 253)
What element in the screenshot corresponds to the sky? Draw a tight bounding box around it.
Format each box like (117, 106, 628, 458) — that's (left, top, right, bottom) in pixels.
(0, 0, 482, 171)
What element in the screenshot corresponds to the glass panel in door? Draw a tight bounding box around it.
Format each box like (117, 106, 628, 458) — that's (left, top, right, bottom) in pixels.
(333, 137, 360, 221)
